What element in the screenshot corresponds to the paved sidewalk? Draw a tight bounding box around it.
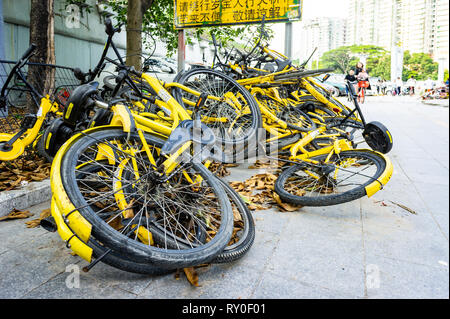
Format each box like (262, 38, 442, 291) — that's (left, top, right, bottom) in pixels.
(0, 96, 448, 299)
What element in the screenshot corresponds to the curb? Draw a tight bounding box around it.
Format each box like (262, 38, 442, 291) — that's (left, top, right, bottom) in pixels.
(421, 100, 449, 107)
(0, 179, 51, 217)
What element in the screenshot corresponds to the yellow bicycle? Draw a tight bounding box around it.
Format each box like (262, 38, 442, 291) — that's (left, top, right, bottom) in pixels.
(49, 19, 258, 273)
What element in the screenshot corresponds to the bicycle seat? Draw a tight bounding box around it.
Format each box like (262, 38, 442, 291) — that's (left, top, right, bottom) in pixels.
(160, 120, 216, 158)
(63, 84, 98, 127)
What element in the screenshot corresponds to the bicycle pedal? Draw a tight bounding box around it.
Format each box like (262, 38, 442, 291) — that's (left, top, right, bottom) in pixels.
(20, 114, 37, 129)
(195, 92, 208, 110)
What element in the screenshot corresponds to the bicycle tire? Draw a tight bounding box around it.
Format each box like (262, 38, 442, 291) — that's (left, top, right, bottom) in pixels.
(148, 176, 256, 264)
(69, 161, 175, 275)
(36, 130, 54, 163)
(60, 128, 234, 269)
(282, 106, 317, 132)
(275, 150, 387, 206)
(172, 68, 262, 147)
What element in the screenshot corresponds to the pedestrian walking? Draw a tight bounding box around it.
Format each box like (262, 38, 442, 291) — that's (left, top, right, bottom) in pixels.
(376, 78, 383, 95)
(394, 77, 403, 96)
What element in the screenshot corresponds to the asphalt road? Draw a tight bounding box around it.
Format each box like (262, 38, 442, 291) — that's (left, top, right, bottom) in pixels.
(0, 96, 448, 299)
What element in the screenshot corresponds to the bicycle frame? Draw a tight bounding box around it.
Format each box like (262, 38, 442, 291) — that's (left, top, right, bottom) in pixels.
(0, 47, 64, 161)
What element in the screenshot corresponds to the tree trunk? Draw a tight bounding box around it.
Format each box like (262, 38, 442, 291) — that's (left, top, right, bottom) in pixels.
(27, 0, 55, 113)
(126, 0, 143, 71)
(126, 0, 154, 71)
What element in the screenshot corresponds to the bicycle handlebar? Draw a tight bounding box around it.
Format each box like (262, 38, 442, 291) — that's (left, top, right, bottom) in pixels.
(74, 19, 124, 83)
(104, 57, 142, 78)
(20, 44, 37, 62)
(346, 80, 357, 96)
(73, 67, 89, 82)
(1, 44, 40, 98)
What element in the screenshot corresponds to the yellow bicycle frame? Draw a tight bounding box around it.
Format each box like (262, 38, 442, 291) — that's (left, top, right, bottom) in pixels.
(0, 96, 60, 161)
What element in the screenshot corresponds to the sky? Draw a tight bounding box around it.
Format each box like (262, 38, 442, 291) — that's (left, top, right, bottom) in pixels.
(302, 0, 349, 19)
(269, 0, 350, 56)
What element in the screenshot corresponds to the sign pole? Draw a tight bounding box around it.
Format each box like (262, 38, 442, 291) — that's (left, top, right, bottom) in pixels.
(284, 22, 293, 59)
(177, 29, 185, 73)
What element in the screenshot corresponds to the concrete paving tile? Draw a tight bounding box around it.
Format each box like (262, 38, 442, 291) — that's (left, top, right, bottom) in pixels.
(137, 272, 202, 299)
(82, 262, 157, 296)
(363, 226, 449, 269)
(251, 208, 292, 235)
(395, 157, 448, 186)
(0, 201, 51, 254)
(195, 263, 262, 299)
(0, 232, 80, 298)
(232, 227, 281, 271)
(362, 206, 449, 269)
(251, 271, 359, 299)
(412, 182, 449, 238)
(362, 192, 440, 235)
(267, 212, 366, 296)
(22, 271, 137, 299)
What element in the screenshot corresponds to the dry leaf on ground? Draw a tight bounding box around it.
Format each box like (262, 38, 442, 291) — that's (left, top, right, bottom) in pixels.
(25, 208, 51, 228)
(0, 209, 34, 221)
(0, 151, 51, 191)
(183, 267, 199, 287)
(230, 171, 302, 213)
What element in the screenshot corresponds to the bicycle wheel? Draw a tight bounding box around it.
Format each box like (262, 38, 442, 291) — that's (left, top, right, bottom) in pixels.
(280, 105, 316, 132)
(275, 150, 389, 206)
(6, 85, 28, 109)
(256, 94, 316, 132)
(60, 128, 234, 269)
(148, 176, 256, 264)
(172, 68, 261, 146)
(359, 88, 366, 104)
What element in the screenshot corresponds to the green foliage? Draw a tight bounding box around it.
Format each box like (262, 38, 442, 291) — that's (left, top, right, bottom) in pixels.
(320, 46, 358, 73)
(348, 45, 387, 73)
(65, 1, 270, 56)
(402, 50, 438, 81)
(320, 44, 388, 75)
(370, 54, 390, 80)
(320, 45, 439, 81)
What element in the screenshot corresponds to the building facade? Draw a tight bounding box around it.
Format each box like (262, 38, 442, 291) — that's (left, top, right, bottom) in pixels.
(1, 0, 171, 70)
(346, 0, 449, 78)
(297, 17, 347, 66)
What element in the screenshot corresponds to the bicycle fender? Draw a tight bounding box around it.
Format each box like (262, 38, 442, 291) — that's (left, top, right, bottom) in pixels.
(364, 150, 394, 197)
(51, 135, 92, 244)
(51, 198, 93, 263)
(63, 84, 98, 127)
(50, 126, 119, 244)
(110, 104, 136, 134)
